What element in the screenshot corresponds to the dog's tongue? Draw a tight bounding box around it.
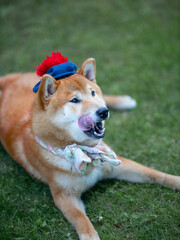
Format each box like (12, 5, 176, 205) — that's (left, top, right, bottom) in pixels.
(78, 115, 94, 131)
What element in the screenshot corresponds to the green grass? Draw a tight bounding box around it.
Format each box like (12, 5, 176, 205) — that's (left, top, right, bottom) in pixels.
(0, 0, 180, 239)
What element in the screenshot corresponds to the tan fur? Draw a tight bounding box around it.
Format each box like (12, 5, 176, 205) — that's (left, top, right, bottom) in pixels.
(0, 58, 179, 240)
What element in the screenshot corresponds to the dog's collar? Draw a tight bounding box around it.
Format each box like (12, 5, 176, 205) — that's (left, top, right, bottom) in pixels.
(35, 136, 121, 175)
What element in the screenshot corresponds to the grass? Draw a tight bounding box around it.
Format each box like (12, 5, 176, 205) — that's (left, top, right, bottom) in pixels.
(0, 0, 180, 239)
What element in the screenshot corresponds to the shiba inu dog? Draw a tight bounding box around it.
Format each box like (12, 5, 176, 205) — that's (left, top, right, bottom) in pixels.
(0, 55, 179, 240)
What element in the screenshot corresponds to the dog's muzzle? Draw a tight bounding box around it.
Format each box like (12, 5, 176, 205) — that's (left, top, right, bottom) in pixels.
(78, 107, 109, 139)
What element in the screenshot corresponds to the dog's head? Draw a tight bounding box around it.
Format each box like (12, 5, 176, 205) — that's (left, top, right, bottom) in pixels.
(33, 58, 109, 147)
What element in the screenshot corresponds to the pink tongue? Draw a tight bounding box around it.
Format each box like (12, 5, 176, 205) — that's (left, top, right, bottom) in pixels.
(78, 115, 94, 131)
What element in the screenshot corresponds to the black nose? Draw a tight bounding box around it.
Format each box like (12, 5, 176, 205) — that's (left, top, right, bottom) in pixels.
(96, 107, 109, 120)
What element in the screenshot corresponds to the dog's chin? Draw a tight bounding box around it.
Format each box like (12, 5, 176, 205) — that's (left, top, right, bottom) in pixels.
(83, 121, 105, 139)
(64, 121, 105, 146)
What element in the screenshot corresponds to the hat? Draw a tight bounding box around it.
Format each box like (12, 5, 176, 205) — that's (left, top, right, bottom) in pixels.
(33, 51, 77, 93)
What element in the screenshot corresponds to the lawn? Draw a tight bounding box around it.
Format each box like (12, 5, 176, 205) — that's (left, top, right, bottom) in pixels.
(0, 0, 180, 239)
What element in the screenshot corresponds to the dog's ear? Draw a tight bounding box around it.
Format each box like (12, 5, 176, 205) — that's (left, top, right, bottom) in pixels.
(38, 74, 59, 108)
(78, 58, 96, 82)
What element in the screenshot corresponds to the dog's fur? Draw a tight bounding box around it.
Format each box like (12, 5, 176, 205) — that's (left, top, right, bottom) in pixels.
(0, 58, 179, 240)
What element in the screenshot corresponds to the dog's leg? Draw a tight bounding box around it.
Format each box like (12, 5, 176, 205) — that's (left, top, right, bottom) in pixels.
(50, 185, 100, 240)
(104, 95, 137, 110)
(106, 157, 180, 190)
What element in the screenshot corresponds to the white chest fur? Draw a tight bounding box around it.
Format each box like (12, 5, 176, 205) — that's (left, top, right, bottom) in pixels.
(54, 166, 104, 194)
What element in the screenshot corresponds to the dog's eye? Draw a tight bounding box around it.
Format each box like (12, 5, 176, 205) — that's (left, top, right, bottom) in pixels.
(91, 90, 95, 97)
(70, 98, 81, 103)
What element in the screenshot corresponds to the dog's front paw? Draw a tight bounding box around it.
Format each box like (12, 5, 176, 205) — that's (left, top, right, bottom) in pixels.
(79, 233, 100, 240)
(164, 174, 180, 191)
(171, 175, 180, 191)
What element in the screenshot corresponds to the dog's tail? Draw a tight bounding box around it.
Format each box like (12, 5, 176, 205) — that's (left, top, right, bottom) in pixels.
(0, 73, 22, 90)
(104, 95, 137, 110)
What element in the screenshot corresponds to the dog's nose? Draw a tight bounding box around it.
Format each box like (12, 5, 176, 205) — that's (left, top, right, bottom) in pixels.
(96, 107, 109, 120)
